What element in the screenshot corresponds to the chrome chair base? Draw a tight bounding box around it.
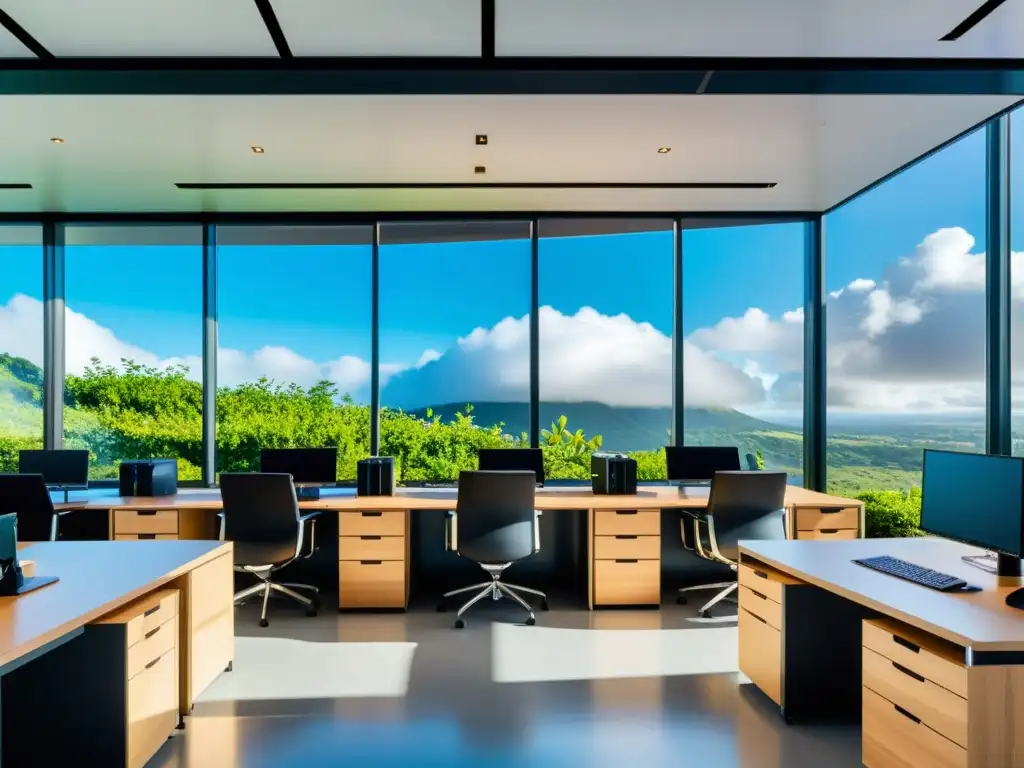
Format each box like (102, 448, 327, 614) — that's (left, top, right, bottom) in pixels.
(439, 564, 547, 629)
(235, 569, 320, 627)
(677, 581, 739, 618)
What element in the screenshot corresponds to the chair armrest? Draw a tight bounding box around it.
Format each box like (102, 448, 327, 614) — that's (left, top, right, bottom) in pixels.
(297, 511, 321, 559)
(215, 511, 225, 541)
(445, 510, 457, 552)
(50, 509, 79, 541)
(534, 509, 542, 553)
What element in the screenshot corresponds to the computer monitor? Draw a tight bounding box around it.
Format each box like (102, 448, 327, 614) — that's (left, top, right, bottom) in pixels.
(921, 450, 1024, 572)
(665, 446, 741, 483)
(477, 448, 545, 487)
(259, 448, 338, 486)
(18, 449, 89, 489)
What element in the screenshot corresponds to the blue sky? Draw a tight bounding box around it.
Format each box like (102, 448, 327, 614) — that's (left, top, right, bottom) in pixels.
(0, 116, 1020, 414)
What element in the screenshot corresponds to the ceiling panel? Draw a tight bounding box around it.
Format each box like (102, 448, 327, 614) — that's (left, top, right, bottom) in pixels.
(0, 0, 279, 56)
(496, 0, 1024, 58)
(0, 22, 32, 57)
(274, 0, 481, 56)
(0, 93, 1015, 213)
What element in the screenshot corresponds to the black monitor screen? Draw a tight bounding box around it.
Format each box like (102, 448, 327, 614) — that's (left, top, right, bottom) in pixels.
(921, 450, 1024, 558)
(665, 446, 741, 482)
(477, 449, 545, 487)
(18, 450, 89, 487)
(259, 448, 338, 485)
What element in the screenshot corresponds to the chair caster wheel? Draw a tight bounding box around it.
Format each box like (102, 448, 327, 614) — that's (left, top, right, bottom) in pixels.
(525, 616, 536, 626)
(540, 599, 549, 611)
(436, 603, 448, 612)
(259, 618, 269, 628)
(454, 619, 465, 629)
(225, 662, 233, 673)
(676, 596, 688, 605)
(698, 609, 712, 619)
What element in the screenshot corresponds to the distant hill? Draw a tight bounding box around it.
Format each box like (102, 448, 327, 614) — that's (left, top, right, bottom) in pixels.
(0, 353, 42, 407)
(402, 401, 782, 453)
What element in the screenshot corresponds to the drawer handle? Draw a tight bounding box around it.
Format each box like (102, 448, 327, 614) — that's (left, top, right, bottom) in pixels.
(615, 559, 639, 564)
(144, 625, 162, 640)
(138, 533, 156, 540)
(360, 560, 383, 565)
(819, 529, 839, 534)
(749, 611, 767, 624)
(361, 511, 383, 517)
(138, 510, 158, 516)
(614, 535, 638, 540)
(360, 535, 382, 540)
(615, 510, 638, 516)
(818, 507, 843, 514)
(143, 604, 162, 618)
(749, 589, 767, 600)
(892, 635, 920, 654)
(894, 704, 920, 724)
(753, 569, 768, 580)
(145, 656, 162, 670)
(892, 661, 925, 683)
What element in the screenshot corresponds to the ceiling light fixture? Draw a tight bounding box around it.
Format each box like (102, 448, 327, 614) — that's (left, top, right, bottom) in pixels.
(657, 147, 671, 154)
(50, 137, 65, 144)
(251, 145, 265, 154)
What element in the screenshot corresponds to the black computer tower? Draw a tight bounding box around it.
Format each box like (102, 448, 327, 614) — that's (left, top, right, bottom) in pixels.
(118, 459, 178, 497)
(591, 453, 638, 495)
(357, 457, 396, 496)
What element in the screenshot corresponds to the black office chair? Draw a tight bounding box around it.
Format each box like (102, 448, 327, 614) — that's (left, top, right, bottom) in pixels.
(678, 471, 788, 618)
(438, 470, 547, 629)
(0, 473, 80, 541)
(219, 472, 322, 628)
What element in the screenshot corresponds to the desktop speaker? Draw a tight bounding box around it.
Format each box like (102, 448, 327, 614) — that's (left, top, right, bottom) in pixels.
(591, 453, 637, 495)
(357, 457, 395, 497)
(118, 459, 178, 497)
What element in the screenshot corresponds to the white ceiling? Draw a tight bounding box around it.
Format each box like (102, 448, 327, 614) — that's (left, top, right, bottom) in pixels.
(0, 0, 1021, 58)
(0, 93, 1015, 214)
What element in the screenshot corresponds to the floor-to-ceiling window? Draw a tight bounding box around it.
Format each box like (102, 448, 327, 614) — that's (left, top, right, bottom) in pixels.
(1011, 110, 1024, 455)
(538, 220, 674, 481)
(216, 226, 373, 480)
(683, 221, 806, 480)
(825, 128, 987, 497)
(64, 225, 202, 480)
(0, 225, 44, 471)
(379, 221, 531, 483)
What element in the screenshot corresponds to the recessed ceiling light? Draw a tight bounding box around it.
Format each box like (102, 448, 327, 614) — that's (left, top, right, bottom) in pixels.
(657, 147, 671, 154)
(251, 145, 265, 154)
(50, 137, 65, 144)
(474, 165, 486, 174)
(475, 134, 488, 146)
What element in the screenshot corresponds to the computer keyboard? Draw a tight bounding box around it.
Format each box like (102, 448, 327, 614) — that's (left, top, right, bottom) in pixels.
(853, 555, 968, 592)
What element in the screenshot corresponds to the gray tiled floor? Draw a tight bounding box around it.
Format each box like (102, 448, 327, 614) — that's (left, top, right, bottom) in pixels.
(151, 594, 860, 767)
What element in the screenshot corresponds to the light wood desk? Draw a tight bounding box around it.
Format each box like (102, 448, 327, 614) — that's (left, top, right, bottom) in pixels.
(60, 485, 863, 610)
(738, 537, 1024, 768)
(0, 541, 234, 767)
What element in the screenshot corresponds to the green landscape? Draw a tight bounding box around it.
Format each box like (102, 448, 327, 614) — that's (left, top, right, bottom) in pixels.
(0, 353, 947, 536)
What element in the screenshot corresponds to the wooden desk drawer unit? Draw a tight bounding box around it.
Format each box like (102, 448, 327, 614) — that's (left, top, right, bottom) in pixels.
(339, 560, 407, 608)
(177, 551, 235, 715)
(339, 510, 410, 609)
(593, 558, 660, 606)
(737, 559, 864, 722)
(593, 534, 661, 561)
(593, 509, 661, 536)
(113, 509, 179, 536)
(863, 686, 966, 768)
(791, 504, 862, 540)
(591, 509, 661, 607)
(339, 534, 406, 561)
(339, 510, 406, 537)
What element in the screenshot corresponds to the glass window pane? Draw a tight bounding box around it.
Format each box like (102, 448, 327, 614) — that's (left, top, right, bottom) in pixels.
(1012, 110, 1024, 456)
(826, 129, 986, 496)
(216, 226, 372, 480)
(538, 219, 673, 481)
(683, 222, 805, 479)
(0, 226, 44, 471)
(64, 225, 202, 480)
(379, 221, 531, 483)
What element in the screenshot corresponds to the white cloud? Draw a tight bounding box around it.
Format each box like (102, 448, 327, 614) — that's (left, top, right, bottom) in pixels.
(847, 278, 876, 293)
(689, 307, 789, 353)
(829, 288, 845, 299)
(782, 307, 804, 324)
(860, 289, 925, 338)
(912, 227, 984, 294)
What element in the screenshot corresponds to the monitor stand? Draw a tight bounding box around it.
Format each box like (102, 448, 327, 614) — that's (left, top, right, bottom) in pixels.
(999, 555, 1024, 610)
(296, 486, 321, 501)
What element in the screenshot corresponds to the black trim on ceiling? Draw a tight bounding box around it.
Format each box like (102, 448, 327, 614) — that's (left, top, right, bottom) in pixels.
(2, 57, 1024, 95)
(824, 96, 1024, 215)
(940, 0, 1009, 41)
(481, 0, 495, 59)
(253, 0, 292, 58)
(0, 7, 52, 59)
(0, 183, 32, 189)
(174, 182, 777, 190)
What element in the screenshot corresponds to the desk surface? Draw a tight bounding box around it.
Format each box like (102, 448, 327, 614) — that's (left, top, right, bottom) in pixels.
(741, 537, 1024, 652)
(58, 484, 859, 512)
(0, 540, 231, 670)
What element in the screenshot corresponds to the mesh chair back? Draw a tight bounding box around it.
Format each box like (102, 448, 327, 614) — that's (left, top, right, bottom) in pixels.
(706, 470, 788, 561)
(220, 472, 300, 545)
(455, 470, 537, 564)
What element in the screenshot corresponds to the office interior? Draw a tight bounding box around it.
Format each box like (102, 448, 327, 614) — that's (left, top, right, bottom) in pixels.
(3, 1, 1024, 766)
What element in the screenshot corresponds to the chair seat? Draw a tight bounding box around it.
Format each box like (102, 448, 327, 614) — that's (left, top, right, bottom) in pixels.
(234, 540, 296, 568)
